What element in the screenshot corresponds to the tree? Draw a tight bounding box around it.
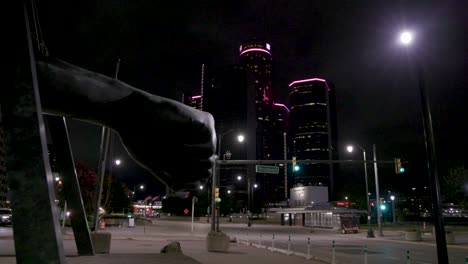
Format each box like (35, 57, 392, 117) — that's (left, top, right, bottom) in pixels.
(105, 179, 132, 214)
(75, 162, 97, 215)
(442, 166, 468, 208)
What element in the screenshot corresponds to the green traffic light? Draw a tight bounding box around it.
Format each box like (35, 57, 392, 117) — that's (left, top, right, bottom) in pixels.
(400, 167, 405, 173)
(216, 198, 221, 203)
(380, 205, 386, 210)
(294, 165, 300, 171)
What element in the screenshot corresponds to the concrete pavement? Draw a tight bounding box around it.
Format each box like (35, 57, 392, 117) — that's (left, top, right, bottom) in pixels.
(0, 223, 324, 264)
(1, 220, 467, 263)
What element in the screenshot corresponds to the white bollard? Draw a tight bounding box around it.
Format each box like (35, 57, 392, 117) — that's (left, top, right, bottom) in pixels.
(332, 240, 336, 264)
(287, 235, 291, 255)
(307, 237, 311, 260)
(272, 234, 275, 251)
(364, 245, 368, 264)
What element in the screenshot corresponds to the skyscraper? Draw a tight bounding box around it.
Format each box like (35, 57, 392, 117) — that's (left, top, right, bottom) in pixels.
(288, 78, 338, 199)
(239, 39, 274, 161)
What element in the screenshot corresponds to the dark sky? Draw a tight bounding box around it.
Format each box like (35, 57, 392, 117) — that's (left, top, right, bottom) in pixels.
(32, 0, 467, 198)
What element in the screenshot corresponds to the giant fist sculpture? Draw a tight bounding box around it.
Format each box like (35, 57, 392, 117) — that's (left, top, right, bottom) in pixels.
(37, 58, 216, 191)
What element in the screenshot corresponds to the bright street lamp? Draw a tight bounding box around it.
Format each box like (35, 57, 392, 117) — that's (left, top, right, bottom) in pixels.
(390, 195, 396, 224)
(115, 159, 121, 166)
(399, 31, 413, 45)
(227, 190, 231, 194)
(397, 29, 448, 263)
(254, 184, 258, 188)
(346, 144, 375, 238)
(237, 175, 242, 181)
(237, 134, 245, 143)
(199, 185, 204, 190)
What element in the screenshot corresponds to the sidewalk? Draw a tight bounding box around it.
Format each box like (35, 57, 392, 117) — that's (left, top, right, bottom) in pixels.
(0, 225, 325, 264)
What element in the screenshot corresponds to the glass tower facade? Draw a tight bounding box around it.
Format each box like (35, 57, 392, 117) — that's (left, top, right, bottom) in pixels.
(288, 78, 337, 194)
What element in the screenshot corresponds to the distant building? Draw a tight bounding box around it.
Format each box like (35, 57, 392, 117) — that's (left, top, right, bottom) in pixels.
(186, 95, 203, 110)
(288, 78, 338, 199)
(0, 106, 7, 207)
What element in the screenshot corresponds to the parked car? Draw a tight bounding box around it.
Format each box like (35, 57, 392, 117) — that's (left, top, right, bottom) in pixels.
(0, 208, 12, 226)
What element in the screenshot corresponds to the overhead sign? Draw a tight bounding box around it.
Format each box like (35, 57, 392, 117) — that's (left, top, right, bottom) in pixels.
(255, 165, 279, 174)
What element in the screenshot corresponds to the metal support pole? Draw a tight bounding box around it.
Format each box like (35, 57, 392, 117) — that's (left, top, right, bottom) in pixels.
(93, 127, 110, 233)
(210, 158, 216, 231)
(406, 249, 411, 264)
(307, 237, 311, 260)
(191, 197, 195, 233)
(373, 144, 383, 237)
(416, 61, 448, 263)
(363, 149, 374, 238)
(392, 199, 396, 224)
(287, 235, 291, 255)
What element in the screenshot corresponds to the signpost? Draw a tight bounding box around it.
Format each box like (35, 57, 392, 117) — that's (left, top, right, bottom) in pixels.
(255, 165, 279, 174)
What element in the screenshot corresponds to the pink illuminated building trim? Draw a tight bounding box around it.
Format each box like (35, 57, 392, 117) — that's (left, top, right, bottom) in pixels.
(239, 48, 271, 56)
(288, 78, 330, 91)
(190, 95, 202, 99)
(274, 103, 290, 112)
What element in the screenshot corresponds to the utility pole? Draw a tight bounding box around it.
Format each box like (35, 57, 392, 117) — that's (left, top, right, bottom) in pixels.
(373, 144, 383, 237)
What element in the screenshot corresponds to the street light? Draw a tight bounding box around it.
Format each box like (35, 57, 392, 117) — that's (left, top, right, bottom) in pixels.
(115, 159, 121, 166)
(390, 195, 396, 224)
(199, 185, 204, 190)
(237, 175, 242, 181)
(346, 144, 375, 238)
(398, 30, 448, 263)
(133, 184, 145, 200)
(212, 129, 245, 232)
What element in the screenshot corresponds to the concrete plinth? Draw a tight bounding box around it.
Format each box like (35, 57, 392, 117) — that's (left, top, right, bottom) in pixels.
(404, 231, 422, 241)
(91, 232, 112, 254)
(206, 231, 230, 252)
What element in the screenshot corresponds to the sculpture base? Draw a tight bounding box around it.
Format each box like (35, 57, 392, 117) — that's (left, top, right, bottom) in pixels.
(206, 231, 230, 252)
(91, 232, 112, 254)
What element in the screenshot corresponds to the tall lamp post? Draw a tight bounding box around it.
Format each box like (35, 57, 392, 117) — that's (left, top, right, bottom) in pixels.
(398, 31, 448, 262)
(211, 130, 245, 232)
(390, 195, 396, 224)
(346, 145, 374, 238)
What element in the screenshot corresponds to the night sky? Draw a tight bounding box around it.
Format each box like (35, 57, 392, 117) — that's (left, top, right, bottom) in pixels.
(21, 1, 467, 199)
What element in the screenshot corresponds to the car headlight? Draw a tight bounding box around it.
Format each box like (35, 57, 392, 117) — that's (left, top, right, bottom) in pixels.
(1, 215, 10, 219)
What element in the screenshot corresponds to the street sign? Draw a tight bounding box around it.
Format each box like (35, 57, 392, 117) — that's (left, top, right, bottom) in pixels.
(255, 165, 279, 174)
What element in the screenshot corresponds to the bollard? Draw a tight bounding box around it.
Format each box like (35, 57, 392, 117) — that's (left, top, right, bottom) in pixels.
(259, 233, 262, 247)
(406, 249, 411, 264)
(236, 233, 239, 244)
(307, 237, 311, 260)
(332, 240, 336, 264)
(364, 245, 368, 264)
(247, 232, 250, 245)
(272, 234, 275, 251)
(287, 235, 291, 255)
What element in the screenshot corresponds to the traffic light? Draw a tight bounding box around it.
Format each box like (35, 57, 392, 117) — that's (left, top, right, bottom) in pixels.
(215, 188, 220, 202)
(395, 158, 405, 174)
